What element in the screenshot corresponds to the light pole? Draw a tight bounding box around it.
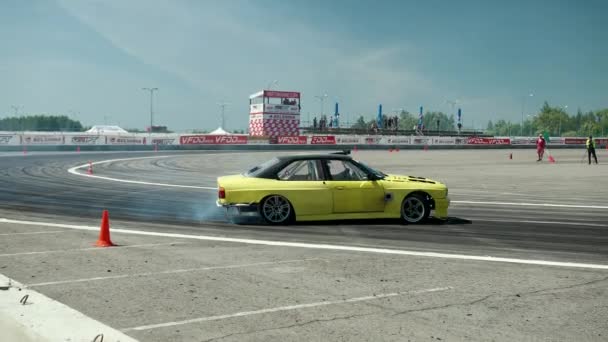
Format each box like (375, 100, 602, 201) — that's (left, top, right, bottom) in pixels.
(11, 105, 21, 116)
(314, 94, 328, 118)
(527, 114, 537, 136)
(266, 80, 278, 90)
(520, 93, 533, 136)
(217, 102, 230, 129)
(142, 87, 158, 132)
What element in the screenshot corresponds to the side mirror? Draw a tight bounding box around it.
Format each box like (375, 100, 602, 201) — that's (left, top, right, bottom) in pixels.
(367, 173, 380, 181)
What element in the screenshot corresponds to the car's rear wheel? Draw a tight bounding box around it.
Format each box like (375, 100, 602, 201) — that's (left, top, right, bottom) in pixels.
(401, 194, 430, 224)
(260, 195, 293, 224)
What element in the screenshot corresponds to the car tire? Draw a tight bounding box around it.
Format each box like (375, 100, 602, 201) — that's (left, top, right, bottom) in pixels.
(401, 193, 430, 224)
(260, 195, 294, 225)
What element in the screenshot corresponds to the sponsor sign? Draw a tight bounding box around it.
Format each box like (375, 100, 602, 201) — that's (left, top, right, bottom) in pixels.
(70, 136, 101, 145)
(413, 137, 432, 145)
(511, 137, 536, 145)
(22, 135, 65, 145)
(276, 136, 307, 144)
(336, 136, 362, 144)
(432, 137, 457, 145)
(310, 135, 336, 145)
(107, 136, 147, 145)
(466, 137, 511, 145)
(0, 134, 17, 145)
(364, 136, 381, 145)
(179, 135, 248, 145)
(454, 137, 468, 145)
(565, 138, 608, 145)
(251, 104, 300, 115)
(151, 138, 176, 145)
(263, 91, 300, 99)
(386, 136, 411, 144)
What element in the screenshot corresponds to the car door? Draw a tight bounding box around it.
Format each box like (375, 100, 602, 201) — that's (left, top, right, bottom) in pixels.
(275, 159, 332, 216)
(324, 159, 386, 213)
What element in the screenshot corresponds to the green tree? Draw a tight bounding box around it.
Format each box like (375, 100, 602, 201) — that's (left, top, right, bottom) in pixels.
(0, 115, 83, 131)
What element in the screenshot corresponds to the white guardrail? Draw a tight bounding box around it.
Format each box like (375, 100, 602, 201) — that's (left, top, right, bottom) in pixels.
(0, 131, 605, 146)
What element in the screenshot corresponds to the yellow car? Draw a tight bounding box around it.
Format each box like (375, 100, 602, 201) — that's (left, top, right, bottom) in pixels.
(217, 152, 449, 224)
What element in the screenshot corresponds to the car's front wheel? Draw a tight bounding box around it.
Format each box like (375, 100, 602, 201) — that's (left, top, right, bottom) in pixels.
(401, 194, 430, 224)
(260, 195, 293, 224)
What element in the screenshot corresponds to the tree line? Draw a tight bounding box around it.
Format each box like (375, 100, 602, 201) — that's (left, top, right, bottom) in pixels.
(0, 115, 84, 131)
(486, 102, 608, 137)
(350, 102, 608, 136)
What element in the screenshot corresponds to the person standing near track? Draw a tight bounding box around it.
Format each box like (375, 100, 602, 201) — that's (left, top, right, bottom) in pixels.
(586, 135, 598, 164)
(536, 133, 546, 161)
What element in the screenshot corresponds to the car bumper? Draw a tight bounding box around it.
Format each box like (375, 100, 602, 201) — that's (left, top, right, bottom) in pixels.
(216, 200, 260, 217)
(433, 197, 450, 219)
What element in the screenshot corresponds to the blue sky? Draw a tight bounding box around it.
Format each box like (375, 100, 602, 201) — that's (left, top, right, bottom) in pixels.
(1, 0, 606, 131)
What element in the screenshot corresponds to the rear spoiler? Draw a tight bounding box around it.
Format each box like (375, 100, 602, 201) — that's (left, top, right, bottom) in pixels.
(331, 150, 351, 155)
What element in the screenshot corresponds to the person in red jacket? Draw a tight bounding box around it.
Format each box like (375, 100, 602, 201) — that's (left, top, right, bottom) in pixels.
(536, 134, 546, 161)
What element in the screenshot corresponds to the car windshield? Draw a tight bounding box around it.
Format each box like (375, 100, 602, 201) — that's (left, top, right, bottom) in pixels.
(355, 160, 387, 179)
(244, 157, 281, 177)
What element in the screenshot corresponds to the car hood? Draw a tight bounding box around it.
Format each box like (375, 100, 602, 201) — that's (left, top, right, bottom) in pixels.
(382, 174, 443, 185)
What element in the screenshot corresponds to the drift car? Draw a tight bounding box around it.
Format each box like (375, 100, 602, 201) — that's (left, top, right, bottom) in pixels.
(217, 152, 449, 224)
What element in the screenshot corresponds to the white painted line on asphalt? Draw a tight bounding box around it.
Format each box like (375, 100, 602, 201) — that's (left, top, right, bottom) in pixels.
(27, 258, 322, 287)
(0, 274, 138, 342)
(0, 242, 182, 257)
(452, 200, 608, 210)
(471, 218, 608, 227)
(123, 286, 452, 331)
(0, 230, 67, 236)
(68, 156, 217, 190)
(2, 217, 607, 270)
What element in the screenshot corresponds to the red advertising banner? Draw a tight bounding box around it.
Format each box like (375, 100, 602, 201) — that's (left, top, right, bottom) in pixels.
(310, 135, 336, 145)
(179, 135, 248, 145)
(276, 136, 307, 144)
(466, 137, 511, 145)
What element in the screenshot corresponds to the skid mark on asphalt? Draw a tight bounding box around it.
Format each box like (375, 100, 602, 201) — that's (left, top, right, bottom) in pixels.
(0, 242, 183, 257)
(0, 230, 67, 236)
(2, 217, 607, 270)
(123, 286, 453, 331)
(26, 258, 324, 287)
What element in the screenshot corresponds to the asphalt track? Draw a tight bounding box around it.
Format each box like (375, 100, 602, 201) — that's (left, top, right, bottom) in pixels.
(1, 149, 607, 263)
(1, 149, 607, 341)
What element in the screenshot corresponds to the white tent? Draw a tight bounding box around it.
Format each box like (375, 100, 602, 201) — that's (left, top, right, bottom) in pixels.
(86, 125, 129, 134)
(209, 127, 230, 135)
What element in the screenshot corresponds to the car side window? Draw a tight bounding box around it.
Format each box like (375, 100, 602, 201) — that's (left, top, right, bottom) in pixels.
(327, 160, 367, 181)
(277, 160, 320, 181)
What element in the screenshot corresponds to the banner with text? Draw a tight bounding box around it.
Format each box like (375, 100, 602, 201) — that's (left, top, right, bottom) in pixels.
(180, 135, 248, 145)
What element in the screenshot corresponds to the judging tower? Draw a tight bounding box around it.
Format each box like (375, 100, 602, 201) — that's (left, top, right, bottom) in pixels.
(249, 90, 301, 136)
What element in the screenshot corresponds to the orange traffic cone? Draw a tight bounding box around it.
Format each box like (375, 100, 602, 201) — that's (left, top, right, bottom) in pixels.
(548, 155, 556, 163)
(509, 152, 513, 160)
(87, 161, 93, 175)
(389, 148, 393, 152)
(423, 145, 429, 151)
(395, 147, 400, 152)
(95, 210, 115, 247)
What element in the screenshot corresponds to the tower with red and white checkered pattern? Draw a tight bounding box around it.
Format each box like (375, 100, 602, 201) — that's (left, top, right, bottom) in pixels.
(249, 90, 301, 137)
